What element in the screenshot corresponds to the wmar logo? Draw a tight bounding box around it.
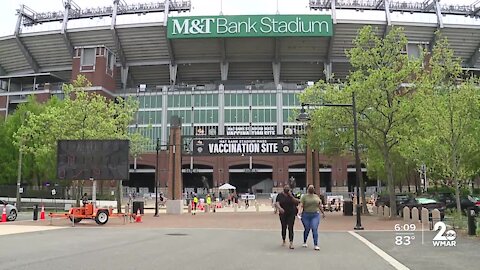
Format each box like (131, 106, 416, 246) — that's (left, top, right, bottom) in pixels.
(171, 18, 215, 35)
(432, 221, 456, 247)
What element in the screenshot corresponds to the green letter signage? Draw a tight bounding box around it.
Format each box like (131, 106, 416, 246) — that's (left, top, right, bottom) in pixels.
(167, 15, 333, 39)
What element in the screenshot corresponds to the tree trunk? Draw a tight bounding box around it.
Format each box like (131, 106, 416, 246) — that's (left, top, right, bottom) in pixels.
(407, 172, 411, 193)
(116, 180, 123, 213)
(414, 174, 419, 195)
(75, 180, 80, 207)
(384, 150, 397, 218)
(451, 144, 462, 213)
(454, 177, 461, 213)
(360, 174, 368, 214)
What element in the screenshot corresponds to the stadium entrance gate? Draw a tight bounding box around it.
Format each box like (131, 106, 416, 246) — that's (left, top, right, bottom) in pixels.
(229, 164, 273, 193)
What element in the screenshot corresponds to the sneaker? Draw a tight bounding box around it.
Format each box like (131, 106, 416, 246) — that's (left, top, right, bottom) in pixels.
(314, 246, 320, 251)
(302, 243, 308, 248)
(289, 242, 294, 249)
(282, 240, 286, 247)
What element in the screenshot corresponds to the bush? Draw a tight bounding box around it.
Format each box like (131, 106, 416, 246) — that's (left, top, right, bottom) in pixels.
(426, 186, 454, 194)
(445, 209, 467, 230)
(426, 186, 471, 196)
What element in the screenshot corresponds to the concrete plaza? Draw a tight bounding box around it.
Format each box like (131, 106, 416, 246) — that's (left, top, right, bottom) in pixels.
(1, 211, 478, 270)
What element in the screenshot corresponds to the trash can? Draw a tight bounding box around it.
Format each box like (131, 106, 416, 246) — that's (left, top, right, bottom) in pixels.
(343, 200, 353, 216)
(33, 204, 39, 220)
(133, 201, 144, 215)
(467, 207, 476, 236)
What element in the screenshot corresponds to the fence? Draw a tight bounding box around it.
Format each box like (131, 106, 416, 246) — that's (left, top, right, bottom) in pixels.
(0, 185, 116, 200)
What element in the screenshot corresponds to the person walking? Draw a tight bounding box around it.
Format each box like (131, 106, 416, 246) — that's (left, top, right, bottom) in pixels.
(192, 194, 199, 215)
(271, 191, 278, 214)
(298, 184, 325, 251)
(275, 184, 299, 249)
(206, 194, 212, 212)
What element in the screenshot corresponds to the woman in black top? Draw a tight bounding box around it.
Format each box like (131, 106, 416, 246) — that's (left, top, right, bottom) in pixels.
(275, 184, 300, 249)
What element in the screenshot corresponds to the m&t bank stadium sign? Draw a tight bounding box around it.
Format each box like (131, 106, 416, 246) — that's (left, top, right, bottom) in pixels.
(193, 138, 293, 155)
(167, 15, 332, 39)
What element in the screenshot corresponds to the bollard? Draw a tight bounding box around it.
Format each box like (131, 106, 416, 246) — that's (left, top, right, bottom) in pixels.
(378, 206, 384, 217)
(467, 207, 477, 236)
(205, 205, 209, 213)
(403, 207, 410, 222)
(255, 203, 259, 212)
(372, 206, 378, 215)
(187, 204, 192, 214)
(383, 206, 390, 218)
(411, 207, 419, 223)
(33, 204, 39, 221)
(234, 204, 238, 212)
(431, 209, 441, 230)
(421, 208, 429, 225)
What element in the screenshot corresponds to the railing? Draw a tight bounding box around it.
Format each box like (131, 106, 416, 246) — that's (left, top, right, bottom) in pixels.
(309, 0, 480, 16)
(20, 0, 192, 26)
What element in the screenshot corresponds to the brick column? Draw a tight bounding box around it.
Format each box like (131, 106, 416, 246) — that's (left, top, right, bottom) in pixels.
(313, 150, 320, 194)
(167, 116, 183, 200)
(306, 144, 314, 188)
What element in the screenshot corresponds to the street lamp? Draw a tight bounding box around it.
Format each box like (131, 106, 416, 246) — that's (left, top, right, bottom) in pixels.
(154, 137, 160, 217)
(296, 92, 364, 230)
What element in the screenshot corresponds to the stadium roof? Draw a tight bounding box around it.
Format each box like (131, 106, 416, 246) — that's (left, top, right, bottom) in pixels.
(1, 0, 480, 88)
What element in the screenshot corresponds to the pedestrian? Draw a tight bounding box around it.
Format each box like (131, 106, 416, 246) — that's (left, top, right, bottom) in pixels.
(81, 193, 89, 206)
(271, 191, 278, 214)
(212, 193, 217, 213)
(193, 194, 199, 215)
(206, 194, 212, 212)
(298, 184, 325, 251)
(275, 184, 299, 249)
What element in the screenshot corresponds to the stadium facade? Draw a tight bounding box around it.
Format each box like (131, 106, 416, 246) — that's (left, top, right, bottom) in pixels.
(1, 0, 480, 195)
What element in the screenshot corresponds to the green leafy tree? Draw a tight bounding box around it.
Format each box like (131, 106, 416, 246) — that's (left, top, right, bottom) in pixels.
(0, 96, 51, 187)
(14, 75, 144, 206)
(405, 36, 480, 212)
(301, 26, 423, 217)
(0, 119, 18, 185)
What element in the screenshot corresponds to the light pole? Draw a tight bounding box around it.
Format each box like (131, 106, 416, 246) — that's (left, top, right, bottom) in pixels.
(155, 137, 160, 217)
(296, 92, 364, 230)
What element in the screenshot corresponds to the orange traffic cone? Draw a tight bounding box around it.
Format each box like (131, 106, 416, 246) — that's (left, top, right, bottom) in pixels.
(135, 209, 142, 223)
(1, 205, 6, 222)
(40, 205, 45, 220)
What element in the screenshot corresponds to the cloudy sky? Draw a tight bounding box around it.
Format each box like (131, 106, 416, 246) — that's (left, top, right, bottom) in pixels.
(0, 0, 477, 36)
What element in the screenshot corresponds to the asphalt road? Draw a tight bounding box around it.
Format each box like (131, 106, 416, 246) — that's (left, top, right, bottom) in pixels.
(1, 228, 398, 270)
(358, 231, 480, 270)
(2, 224, 479, 270)
(14, 212, 35, 222)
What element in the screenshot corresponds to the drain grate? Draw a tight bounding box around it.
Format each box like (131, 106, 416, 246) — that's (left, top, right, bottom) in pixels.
(165, 233, 188, 236)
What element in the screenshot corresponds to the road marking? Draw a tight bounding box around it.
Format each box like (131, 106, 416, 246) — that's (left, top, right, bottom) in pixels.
(348, 231, 410, 270)
(0, 225, 64, 236)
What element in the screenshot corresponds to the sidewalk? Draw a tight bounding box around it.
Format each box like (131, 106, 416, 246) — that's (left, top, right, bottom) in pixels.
(9, 208, 404, 232)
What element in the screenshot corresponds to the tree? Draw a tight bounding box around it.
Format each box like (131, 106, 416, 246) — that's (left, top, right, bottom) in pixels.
(0, 96, 51, 186)
(14, 75, 144, 206)
(300, 26, 423, 217)
(405, 36, 480, 212)
(0, 119, 18, 185)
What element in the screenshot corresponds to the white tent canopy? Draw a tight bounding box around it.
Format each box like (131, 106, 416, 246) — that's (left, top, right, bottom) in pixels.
(218, 183, 236, 190)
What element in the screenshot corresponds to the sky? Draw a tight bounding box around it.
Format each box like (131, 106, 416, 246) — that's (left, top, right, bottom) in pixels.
(0, 0, 477, 37)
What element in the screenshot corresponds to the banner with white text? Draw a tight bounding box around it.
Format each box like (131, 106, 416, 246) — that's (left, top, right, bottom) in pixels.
(192, 138, 293, 155)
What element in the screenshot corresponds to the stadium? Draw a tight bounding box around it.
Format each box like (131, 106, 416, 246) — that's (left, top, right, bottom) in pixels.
(1, 0, 480, 197)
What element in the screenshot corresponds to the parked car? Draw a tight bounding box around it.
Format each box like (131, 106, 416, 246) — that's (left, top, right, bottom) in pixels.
(375, 194, 411, 209)
(431, 193, 480, 214)
(0, 200, 18, 221)
(398, 197, 445, 220)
